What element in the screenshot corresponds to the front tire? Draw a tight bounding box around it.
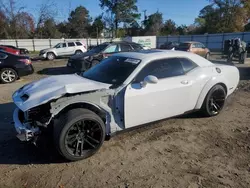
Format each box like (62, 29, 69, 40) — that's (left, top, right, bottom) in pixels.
(0, 68, 18, 84)
(47, 52, 55, 60)
(54, 109, 105, 161)
(201, 85, 226, 117)
(75, 50, 83, 55)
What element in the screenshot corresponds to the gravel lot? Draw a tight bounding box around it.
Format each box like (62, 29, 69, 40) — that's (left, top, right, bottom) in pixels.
(0, 57, 250, 188)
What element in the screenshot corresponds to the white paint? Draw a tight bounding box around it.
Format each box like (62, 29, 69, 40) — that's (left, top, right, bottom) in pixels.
(12, 74, 111, 112)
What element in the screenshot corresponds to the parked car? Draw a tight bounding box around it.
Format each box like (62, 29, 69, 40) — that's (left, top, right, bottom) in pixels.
(67, 41, 144, 71)
(159, 41, 180, 50)
(0, 50, 33, 84)
(0, 45, 29, 54)
(39, 41, 87, 60)
(0, 46, 20, 55)
(12, 50, 239, 161)
(176, 42, 210, 59)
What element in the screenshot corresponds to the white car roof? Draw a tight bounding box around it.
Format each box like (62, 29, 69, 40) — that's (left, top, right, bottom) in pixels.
(114, 50, 213, 67)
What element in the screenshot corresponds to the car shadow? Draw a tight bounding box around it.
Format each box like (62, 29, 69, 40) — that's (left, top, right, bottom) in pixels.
(0, 102, 65, 165)
(31, 56, 69, 62)
(37, 67, 76, 76)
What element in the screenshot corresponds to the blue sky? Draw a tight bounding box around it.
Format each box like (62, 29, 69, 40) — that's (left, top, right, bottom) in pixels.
(21, 0, 210, 26)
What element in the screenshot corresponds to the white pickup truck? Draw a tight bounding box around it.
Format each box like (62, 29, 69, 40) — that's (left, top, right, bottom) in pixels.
(39, 41, 87, 60)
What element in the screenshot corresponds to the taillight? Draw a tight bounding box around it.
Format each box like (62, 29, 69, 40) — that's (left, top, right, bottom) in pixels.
(16, 51, 19, 55)
(20, 59, 31, 65)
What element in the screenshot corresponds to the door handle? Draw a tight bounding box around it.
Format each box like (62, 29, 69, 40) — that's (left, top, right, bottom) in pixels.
(181, 80, 189, 85)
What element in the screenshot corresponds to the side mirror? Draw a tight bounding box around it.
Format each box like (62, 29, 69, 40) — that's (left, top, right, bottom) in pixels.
(141, 75, 158, 88)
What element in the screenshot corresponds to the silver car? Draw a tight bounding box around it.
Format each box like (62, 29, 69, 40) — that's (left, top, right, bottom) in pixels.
(39, 41, 87, 60)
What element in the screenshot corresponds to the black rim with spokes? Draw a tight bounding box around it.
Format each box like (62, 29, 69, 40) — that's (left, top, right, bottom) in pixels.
(208, 89, 226, 115)
(65, 119, 103, 157)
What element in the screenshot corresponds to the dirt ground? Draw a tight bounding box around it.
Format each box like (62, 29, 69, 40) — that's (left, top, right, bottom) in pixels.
(1, 57, 250, 188)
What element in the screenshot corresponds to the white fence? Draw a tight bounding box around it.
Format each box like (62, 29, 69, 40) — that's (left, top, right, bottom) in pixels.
(0, 32, 250, 52)
(157, 32, 250, 51)
(0, 38, 114, 51)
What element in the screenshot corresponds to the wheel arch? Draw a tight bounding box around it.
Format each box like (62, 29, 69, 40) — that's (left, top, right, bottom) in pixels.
(75, 49, 83, 53)
(54, 102, 107, 125)
(47, 51, 57, 57)
(195, 77, 228, 109)
(0, 66, 18, 76)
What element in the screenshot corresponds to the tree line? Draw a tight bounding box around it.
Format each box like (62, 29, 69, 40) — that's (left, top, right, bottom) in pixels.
(0, 0, 249, 39)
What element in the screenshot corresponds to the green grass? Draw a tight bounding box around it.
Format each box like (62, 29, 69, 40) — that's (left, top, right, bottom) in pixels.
(29, 51, 39, 55)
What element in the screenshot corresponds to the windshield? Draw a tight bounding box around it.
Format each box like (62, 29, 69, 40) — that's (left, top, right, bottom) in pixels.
(82, 56, 141, 86)
(89, 44, 109, 53)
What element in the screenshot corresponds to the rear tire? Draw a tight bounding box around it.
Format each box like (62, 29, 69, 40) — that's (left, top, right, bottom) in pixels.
(47, 52, 55, 60)
(53, 108, 105, 161)
(0, 68, 18, 84)
(201, 85, 226, 117)
(205, 52, 210, 60)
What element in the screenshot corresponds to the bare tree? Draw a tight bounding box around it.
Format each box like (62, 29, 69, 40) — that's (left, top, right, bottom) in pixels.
(36, 0, 58, 38)
(0, 0, 35, 39)
(0, 0, 24, 38)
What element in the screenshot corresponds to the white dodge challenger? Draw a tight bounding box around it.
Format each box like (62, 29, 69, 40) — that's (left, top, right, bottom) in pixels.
(12, 50, 239, 161)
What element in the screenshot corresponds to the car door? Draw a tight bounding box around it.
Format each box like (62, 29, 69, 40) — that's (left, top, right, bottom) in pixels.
(124, 58, 193, 128)
(199, 43, 207, 57)
(67, 42, 76, 55)
(0, 52, 7, 68)
(55, 43, 67, 56)
(190, 43, 200, 55)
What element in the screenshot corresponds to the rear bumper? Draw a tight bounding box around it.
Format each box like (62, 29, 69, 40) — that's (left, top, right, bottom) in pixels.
(17, 65, 34, 77)
(13, 108, 40, 142)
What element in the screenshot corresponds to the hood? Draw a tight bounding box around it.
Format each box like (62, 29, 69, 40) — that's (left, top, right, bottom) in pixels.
(13, 74, 111, 111)
(40, 48, 52, 52)
(70, 51, 97, 60)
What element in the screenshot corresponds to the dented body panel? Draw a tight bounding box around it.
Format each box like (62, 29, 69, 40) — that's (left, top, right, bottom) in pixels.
(50, 89, 124, 134)
(12, 74, 111, 112)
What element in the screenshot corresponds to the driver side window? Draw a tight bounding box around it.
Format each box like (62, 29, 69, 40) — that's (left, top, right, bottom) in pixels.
(134, 58, 185, 82)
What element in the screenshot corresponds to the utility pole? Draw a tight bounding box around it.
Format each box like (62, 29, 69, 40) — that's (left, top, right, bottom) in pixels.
(143, 10, 147, 21)
(97, 27, 99, 45)
(142, 10, 147, 29)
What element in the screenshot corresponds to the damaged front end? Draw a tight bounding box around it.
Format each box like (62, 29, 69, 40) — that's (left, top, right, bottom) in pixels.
(12, 88, 123, 143)
(13, 103, 53, 142)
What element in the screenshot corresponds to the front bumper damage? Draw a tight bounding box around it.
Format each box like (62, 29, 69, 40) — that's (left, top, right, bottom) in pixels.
(13, 108, 40, 142)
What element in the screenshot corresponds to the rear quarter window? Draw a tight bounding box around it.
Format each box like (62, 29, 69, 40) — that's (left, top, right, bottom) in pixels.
(76, 42, 82, 46)
(68, 42, 75, 47)
(0, 52, 7, 59)
(131, 44, 143, 50)
(179, 58, 198, 73)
